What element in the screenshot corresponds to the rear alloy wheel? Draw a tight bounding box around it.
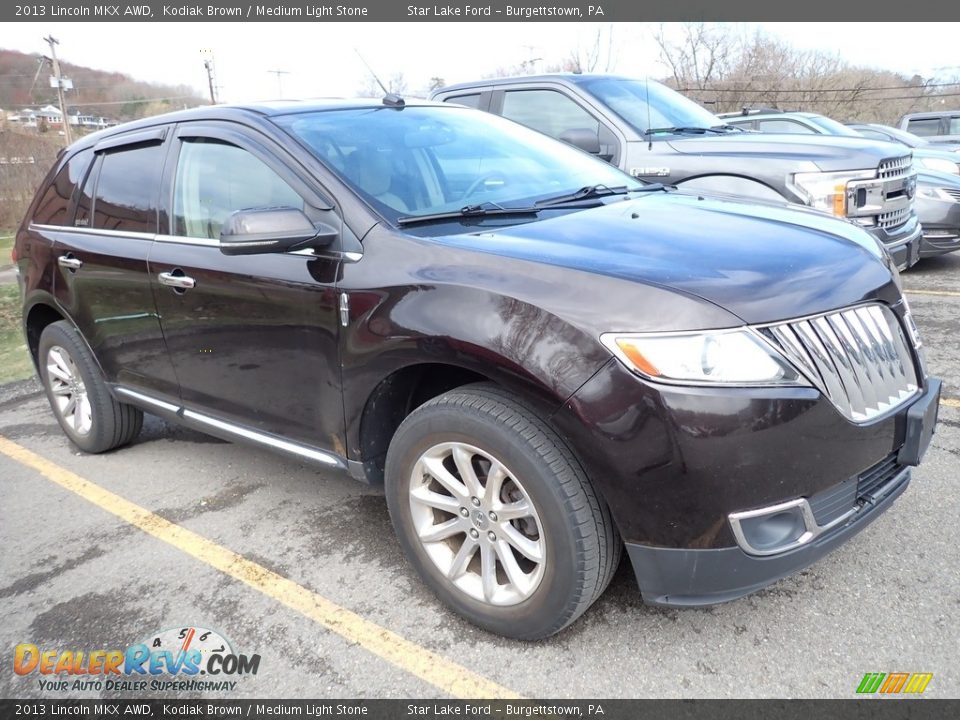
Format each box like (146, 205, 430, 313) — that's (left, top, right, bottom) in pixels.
(46, 345, 93, 436)
(385, 383, 621, 639)
(38, 321, 143, 453)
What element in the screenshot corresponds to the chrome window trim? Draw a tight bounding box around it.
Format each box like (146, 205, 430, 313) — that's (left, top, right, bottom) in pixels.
(115, 386, 343, 468)
(30, 223, 156, 241)
(154, 233, 362, 262)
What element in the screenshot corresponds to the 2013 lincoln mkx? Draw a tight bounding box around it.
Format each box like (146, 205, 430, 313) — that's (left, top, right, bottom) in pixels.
(14, 98, 941, 639)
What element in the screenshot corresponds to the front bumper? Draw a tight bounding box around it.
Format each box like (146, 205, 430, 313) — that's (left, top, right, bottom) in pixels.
(552, 332, 940, 606)
(917, 193, 960, 257)
(870, 216, 922, 270)
(627, 465, 910, 606)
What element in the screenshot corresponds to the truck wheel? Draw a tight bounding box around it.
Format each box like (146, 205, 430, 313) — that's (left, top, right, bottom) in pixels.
(385, 383, 621, 639)
(38, 321, 143, 453)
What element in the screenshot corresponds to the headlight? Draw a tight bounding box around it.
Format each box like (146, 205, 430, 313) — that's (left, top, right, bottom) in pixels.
(600, 330, 809, 386)
(915, 157, 960, 175)
(790, 170, 874, 217)
(917, 185, 955, 201)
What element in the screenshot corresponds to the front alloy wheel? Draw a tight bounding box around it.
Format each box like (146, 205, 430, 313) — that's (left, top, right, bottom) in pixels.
(409, 441, 545, 606)
(385, 383, 621, 640)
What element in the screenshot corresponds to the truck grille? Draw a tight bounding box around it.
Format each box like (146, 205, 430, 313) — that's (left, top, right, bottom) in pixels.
(878, 155, 912, 180)
(944, 188, 960, 202)
(760, 304, 919, 423)
(877, 206, 911, 229)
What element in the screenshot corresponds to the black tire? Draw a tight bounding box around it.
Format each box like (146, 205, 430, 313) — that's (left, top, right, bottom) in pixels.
(38, 320, 143, 453)
(385, 382, 621, 639)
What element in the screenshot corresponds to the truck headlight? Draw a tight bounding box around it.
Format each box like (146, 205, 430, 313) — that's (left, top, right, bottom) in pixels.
(914, 157, 960, 175)
(600, 330, 809, 386)
(790, 170, 874, 217)
(917, 186, 955, 201)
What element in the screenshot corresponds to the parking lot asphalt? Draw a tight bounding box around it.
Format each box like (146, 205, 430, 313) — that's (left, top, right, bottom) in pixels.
(1, 253, 959, 700)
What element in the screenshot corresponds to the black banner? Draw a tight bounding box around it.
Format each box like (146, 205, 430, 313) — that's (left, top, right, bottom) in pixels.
(3, 0, 960, 22)
(1, 700, 959, 720)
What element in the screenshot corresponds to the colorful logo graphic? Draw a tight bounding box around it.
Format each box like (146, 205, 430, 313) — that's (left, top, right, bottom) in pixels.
(13, 626, 260, 693)
(856, 672, 933, 694)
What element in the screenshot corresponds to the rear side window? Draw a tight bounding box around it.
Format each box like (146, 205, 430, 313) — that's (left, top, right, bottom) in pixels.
(855, 128, 889, 141)
(446, 94, 481, 109)
(756, 119, 815, 134)
(91, 143, 164, 233)
(501, 90, 600, 141)
(32, 149, 93, 226)
(949, 118, 960, 135)
(907, 118, 941, 137)
(173, 139, 303, 239)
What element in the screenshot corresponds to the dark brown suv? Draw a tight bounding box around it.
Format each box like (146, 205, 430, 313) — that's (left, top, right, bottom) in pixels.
(13, 99, 940, 639)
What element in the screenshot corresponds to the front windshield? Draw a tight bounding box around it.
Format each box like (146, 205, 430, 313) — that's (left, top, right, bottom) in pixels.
(274, 106, 642, 222)
(580, 77, 722, 134)
(805, 115, 862, 137)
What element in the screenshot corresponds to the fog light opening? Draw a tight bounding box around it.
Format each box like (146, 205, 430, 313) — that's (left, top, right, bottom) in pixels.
(729, 498, 819, 556)
(740, 510, 806, 552)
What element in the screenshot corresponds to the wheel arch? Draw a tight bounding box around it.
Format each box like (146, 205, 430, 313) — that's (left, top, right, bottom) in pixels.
(675, 174, 789, 203)
(355, 360, 582, 486)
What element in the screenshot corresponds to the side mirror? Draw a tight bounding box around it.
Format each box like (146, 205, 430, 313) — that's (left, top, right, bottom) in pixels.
(219, 207, 338, 256)
(559, 128, 602, 155)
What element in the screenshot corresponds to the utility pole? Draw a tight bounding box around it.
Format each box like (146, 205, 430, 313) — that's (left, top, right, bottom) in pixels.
(43, 35, 72, 145)
(267, 69, 290, 99)
(203, 56, 218, 104)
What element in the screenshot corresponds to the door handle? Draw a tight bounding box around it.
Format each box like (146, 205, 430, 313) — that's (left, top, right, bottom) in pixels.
(58, 254, 82, 271)
(158, 270, 196, 290)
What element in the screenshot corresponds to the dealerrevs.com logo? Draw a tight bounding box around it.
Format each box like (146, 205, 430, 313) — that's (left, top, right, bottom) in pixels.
(13, 626, 260, 693)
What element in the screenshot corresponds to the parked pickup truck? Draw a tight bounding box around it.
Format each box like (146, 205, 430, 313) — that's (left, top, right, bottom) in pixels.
(431, 75, 923, 270)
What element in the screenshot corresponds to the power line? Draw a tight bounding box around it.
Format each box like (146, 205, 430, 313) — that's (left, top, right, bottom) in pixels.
(701, 92, 960, 102)
(5, 96, 202, 108)
(676, 80, 960, 94)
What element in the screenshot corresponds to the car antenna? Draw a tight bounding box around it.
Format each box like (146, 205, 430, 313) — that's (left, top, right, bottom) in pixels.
(646, 75, 653, 151)
(354, 49, 405, 107)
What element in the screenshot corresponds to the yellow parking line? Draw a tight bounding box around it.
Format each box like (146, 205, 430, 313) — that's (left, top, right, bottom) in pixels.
(0, 436, 520, 700)
(942, 397, 960, 409)
(905, 289, 960, 298)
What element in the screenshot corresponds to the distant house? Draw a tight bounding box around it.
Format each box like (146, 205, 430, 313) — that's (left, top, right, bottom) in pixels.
(7, 109, 39, 128)
(34, 105, 63, 125)
(5, 106, 116, 133)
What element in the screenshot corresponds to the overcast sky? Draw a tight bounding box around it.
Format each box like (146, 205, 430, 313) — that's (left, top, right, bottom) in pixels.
(6, 22, 960, 105)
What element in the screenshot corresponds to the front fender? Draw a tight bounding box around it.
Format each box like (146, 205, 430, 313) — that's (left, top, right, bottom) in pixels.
(338, 227, 740, 458)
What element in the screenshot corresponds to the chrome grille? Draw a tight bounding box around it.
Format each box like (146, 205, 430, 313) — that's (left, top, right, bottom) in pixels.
(878, 155, 912, 180)
(877, 205, 911, 229)
(944, 188, 960, 202)
(761, 304, 919, 423)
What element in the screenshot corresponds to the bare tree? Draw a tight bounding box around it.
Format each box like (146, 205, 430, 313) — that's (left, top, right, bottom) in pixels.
(356, 71, 408, 98)
(654, 24, 957, 124)
(564, 25, 618, 74)
(654, 22, 738, 92)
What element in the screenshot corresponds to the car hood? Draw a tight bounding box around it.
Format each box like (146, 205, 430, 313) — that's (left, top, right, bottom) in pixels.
(918, 168, 960, 189)
(437, 192, 897, 325)
(662, 133, 910, 172)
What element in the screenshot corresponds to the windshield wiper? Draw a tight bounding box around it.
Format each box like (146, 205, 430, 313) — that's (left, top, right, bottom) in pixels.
(644, 126, 728, 136)
(396, 202, 540, 226)
(536, 183, 665, 208)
